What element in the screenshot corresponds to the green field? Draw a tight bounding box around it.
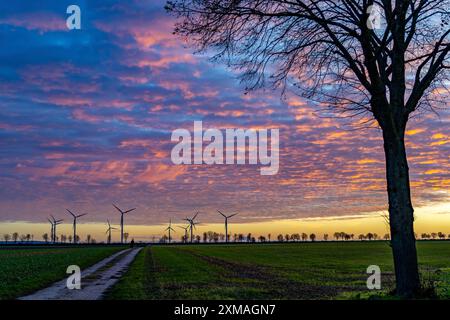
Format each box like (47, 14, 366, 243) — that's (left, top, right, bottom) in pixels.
(108, 242, 450, 300)
(0, 246, 124, 299)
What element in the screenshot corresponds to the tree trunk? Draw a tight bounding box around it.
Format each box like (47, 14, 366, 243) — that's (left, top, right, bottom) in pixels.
(382, 129, 420, 297)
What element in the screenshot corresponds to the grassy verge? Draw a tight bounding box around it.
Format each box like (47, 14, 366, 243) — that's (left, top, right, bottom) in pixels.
(0, 246, 125, 299)
(107, 242, 450, 300)
(106, 246, 158, 299)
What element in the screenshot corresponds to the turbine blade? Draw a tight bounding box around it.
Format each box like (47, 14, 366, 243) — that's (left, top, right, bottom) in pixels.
(77, 213, 88, 218)
(192, 212, 199, 220)
(227, 213, 238, 218)
(66, 209, 76, 218)
(112, 204, 123, 214)
(124, 208, 136, 214)
(217, 210, 226, 218)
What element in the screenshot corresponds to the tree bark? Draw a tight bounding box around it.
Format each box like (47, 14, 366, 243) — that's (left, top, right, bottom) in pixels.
(382, 128, 420, 297)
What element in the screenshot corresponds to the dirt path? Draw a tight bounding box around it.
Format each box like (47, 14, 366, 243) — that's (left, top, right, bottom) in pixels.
(20, 247, 142, 300)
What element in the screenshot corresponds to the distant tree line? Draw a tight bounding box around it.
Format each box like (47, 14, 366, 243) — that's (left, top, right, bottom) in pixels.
(1, 232, 103, 244)
(158, 231, 450, 243)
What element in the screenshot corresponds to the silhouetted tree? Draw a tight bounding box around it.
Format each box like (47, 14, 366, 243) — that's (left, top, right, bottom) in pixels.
(334, 232, 340, 241)
(42, 233, 49, 243)
(3, 234, 11, 243)
(301, 233, 308, 242)
(438, 232, 446, 239)
(323, 234, 329, 241)
(167, 0, 450, 297)
(86, 234, 91, 244)
(12, 232, 18, 243)
(310, 233, 316, 242)
(384, 233, 391, 240)
(277, 234, 284, 242)
(123, 232, 129, 243)
(160, 234, 168, 243)
(431, 232, 437, 239)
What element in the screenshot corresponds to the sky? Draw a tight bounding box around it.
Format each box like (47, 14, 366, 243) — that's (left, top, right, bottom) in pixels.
(0, 0, 449, 241)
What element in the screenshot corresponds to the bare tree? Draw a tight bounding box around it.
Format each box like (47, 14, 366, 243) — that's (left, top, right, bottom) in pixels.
(3, 234, 11, 243)
(167, 0, 450, 297)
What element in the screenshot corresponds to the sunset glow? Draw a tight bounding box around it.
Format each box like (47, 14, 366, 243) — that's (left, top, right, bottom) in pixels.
(0, 0, 449, 241)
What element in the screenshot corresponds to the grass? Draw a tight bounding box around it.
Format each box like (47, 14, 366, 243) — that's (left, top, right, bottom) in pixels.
(0, 246, 125, 299)
(108, 241, 450, 300)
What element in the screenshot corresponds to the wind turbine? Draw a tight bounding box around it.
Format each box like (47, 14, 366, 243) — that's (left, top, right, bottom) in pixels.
(105, 220, 117, 244)
(50, 215, 63, 243)
(112, 204, 136, 244)
(47, 218, 54, 243)
(184, 212, 200, 243)
(165, 219, 175, 243)
(66, 209, 87, 244)
(178, 225, 189, 243)
(218, 211, 238, 243)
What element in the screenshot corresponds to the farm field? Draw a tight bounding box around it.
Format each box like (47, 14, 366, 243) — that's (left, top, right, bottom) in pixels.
(108, 242, 450, 300)
(0, 246, 125, 299)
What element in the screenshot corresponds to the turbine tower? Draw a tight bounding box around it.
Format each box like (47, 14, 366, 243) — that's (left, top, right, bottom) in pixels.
(47, 218, 54, 243)
(178, 225, 189, 243)
(184, 212, 199, 243)
(113, 204, 136, 244)
(218, 211, 238, 243)
(66, 209, 87, 244)
(165, 219, 175, 243)
(105, 219, 117, 244)
(50, 215, 63, 243)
